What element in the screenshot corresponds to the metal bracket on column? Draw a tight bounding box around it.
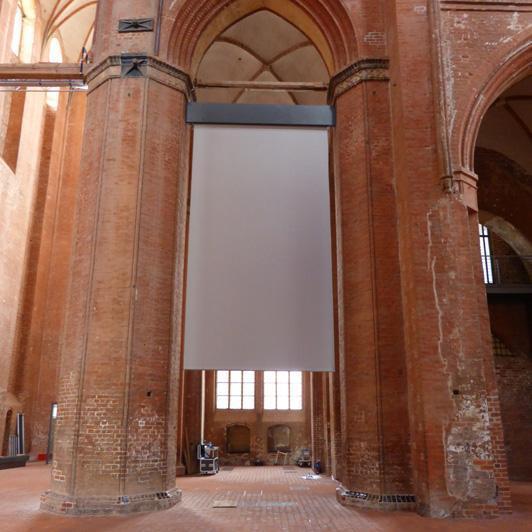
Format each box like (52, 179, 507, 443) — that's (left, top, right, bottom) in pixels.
(118, 18, 154, 33)
(121, 54, 148, 78)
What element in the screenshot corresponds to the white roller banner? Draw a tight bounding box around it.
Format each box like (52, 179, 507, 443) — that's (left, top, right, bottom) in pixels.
(184, 125, 334, 371)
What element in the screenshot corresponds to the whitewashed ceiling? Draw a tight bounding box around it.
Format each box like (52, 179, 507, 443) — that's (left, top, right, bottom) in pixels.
(196, 11, 329, 105)
(38, 0, 96, 61)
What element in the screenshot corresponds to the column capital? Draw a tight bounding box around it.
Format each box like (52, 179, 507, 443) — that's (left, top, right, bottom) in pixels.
(442, 168, 479, 212)
(328, 58, 389, 102)
(85, 54, 193, 98)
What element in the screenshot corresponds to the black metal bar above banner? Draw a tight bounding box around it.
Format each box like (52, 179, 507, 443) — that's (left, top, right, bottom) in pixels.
(186, 103, 336, 127)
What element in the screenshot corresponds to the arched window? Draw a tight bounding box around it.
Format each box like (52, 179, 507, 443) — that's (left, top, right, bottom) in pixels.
(479, 224, 494, 284)
(11, 4, 23, 56)
(46, 37, 63, 109)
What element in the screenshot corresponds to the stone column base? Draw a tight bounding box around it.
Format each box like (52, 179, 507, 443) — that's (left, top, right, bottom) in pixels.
(40, 488, 182, 516)
(336, 486, 416, 511)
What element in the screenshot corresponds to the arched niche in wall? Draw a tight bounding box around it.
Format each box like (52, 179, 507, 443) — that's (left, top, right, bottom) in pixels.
(226, 425, 251, 454)
(267, 425, 291, 453)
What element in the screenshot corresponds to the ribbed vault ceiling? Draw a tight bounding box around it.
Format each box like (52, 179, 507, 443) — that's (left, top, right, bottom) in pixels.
(38, 0, 96, 61)
(196, 10, 329, 105)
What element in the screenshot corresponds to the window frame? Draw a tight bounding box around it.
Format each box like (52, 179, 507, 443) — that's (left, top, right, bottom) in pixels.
(46, 36, 63, 110)
(263, 370, 303, 411)
(11, 4, 24, 57)
(479, 223, 494, 284)
(215, 370, 255, 411)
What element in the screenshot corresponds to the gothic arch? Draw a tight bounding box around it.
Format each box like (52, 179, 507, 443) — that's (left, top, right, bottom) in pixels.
(166, 0, 357, 75)
(459, 35, 532, 173)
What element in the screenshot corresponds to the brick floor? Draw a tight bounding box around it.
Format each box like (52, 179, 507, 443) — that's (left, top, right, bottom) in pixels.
(0, 464, 531, 531)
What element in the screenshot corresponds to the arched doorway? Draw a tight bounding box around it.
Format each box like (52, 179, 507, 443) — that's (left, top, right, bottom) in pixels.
(473, 73, 532, 482)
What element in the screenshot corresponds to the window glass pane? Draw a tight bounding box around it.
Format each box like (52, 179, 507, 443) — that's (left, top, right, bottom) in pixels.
(230, 381, 242, 396)
(242, 396, 255, 410)
(277, 395, 289, 410)
(277, 371, 289, 383)
(11, 8, 23, 55)
(217, 370, 229, 382)
(230, 370, 242, 382)
(46, 38, 63, 109)
(217, 370, 254, 410)
(278, 382, 289, 397)
(290, 371, 302, 384)
(264, 383, 276, 396)
(217, 396, 229, 409)
(290, 396, 303, 410)
(291, 381, 302, 397)
(264, 371, 276, 383)
(230, 395, 242, 409)
(217, 382, 229, 396)
(264, 396, 276, 410)
(478, 224, 493, 284)
(49, 37, 63, 63)
(263, 370, 304, 410)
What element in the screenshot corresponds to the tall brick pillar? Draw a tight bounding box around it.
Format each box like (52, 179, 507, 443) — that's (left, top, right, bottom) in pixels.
(310, 373, 325, 471)
(311, 373, 332, 474)
(40, 0, 191, 516)
(385, 0, 511, 518)
(331, 61, 414, 511)
(328, 370, 343, 482)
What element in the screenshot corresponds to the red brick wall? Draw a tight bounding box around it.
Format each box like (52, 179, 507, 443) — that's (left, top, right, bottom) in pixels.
(0, 0, 527, 519)
(200, 371, 312, 467)
(489, 299, 532, 481)
(1, 92, 25, 172)
(494, 351, 532, 481)
(476, 148, 532, 242)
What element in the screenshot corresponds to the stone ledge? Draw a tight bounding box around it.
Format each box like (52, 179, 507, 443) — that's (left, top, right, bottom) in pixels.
(336, 486, 416, 511)
(328, 58, 389, 102)
(84, 55, 193, 97)
(40, 487, 182, 516)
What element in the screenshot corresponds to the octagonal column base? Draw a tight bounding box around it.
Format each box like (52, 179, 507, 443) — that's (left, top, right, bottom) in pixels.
(40, 487, 182, 516)
(336, 486, 416, 512)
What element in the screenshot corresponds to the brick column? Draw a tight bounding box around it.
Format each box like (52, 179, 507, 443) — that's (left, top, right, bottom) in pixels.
(385, 0, 511, 518)
(331, 61, 414, 511)
(310, 373, 325, 471)
(40, 1, 192, 515)
(321, 374, 332, 476)
(181, 370, 203, 475)
(328, 370, 343, 481)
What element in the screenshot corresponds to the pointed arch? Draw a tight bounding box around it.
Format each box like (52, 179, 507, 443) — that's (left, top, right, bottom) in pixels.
(166, 0, 357, 75)
(459, 36, 532, 173)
